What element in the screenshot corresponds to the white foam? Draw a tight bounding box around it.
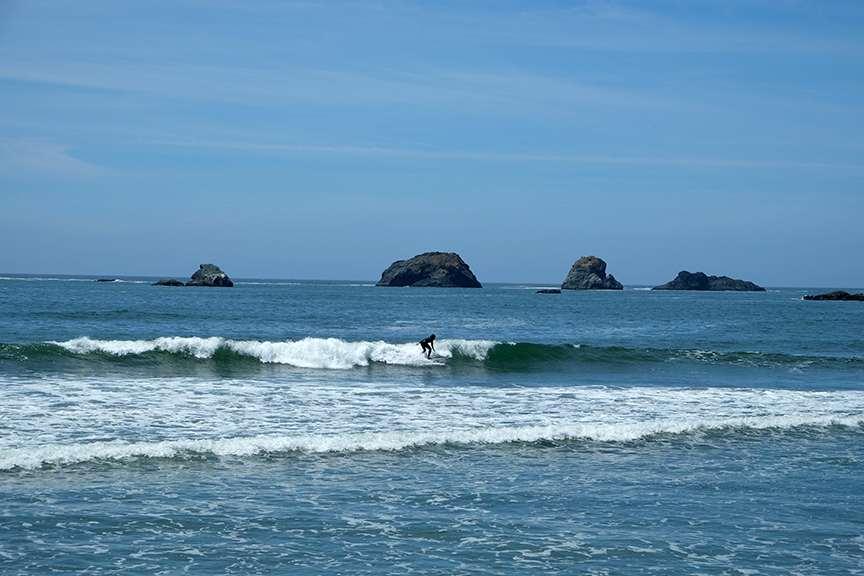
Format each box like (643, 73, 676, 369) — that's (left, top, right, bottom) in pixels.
(56, 336, 225, 358)
(229, 338, 435, 368)
(437, 339, 499, 361)
(3, 374, 864, 471)
(3, 412, 863, 470)
(51, 337, 500, 368)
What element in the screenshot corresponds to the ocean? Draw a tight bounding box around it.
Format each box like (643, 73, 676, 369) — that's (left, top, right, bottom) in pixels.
(1, 274, 863, 574)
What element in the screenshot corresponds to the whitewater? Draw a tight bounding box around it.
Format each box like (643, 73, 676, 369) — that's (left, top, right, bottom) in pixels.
(5, 370, 863, 469)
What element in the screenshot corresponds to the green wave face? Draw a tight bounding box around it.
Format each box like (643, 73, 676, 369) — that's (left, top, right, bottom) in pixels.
(2, 338, 862, 378)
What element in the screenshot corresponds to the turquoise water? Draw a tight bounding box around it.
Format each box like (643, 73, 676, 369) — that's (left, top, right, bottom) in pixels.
(1, 275, 863, 574)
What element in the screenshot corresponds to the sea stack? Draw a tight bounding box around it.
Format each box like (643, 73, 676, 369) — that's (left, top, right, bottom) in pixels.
(652, 271, 764, 291)
(376, 252, 482, 288)
(561, 256, 623, 290)
(186, 263, 234, 287)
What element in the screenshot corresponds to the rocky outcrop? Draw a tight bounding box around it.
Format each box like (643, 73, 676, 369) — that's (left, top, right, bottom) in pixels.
(804, 291, 864, 301)
(652, 271, 764, 291)
(152, 279, 185, 287)
(561, 256, 623, 290)
(537, 289, 561, 294)
(376, 252, 482, 287)
(186, 264, 234, 287)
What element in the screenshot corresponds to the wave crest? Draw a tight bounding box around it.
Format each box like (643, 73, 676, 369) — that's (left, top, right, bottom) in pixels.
(50, 336, 498, 369)
(0, 337, 856, 373)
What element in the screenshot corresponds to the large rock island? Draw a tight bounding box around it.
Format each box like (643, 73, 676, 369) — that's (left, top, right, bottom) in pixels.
(561, 256, 623, 290)
(376, 252, 482, 287)
(186, 263, 234, 287)
(652, 271, 764, 291)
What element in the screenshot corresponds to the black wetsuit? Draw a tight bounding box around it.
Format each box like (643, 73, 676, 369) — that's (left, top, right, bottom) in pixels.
(419, 335, 435, 358)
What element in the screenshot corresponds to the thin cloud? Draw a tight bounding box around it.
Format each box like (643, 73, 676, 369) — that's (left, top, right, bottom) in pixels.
(492, 1, 864, 57)
(0, 59, 662, 115)
(159, 138, 864, 172)
(0, 139, 106, 178)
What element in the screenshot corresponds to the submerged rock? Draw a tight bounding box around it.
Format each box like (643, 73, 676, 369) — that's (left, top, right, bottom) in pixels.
(803, 291, 864, 301)
(186, 264, 234, 287)
(152, 279, 185, 287)
(537, 289, 561, 294)
(376, 252, 482, 288)
(652, 271, 764, 291)
(561, 256, 623, 290)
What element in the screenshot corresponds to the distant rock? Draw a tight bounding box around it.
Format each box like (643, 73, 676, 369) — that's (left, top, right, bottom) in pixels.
(537, 289, 561, 294)
(152, 279, 185, 287)
(96, 278, 117, 282)
(186, 264, 234, 287)
(652, 271, 765, 292)
(376, 252, 482, 288)
(561, 256, 623, 290)
(803, 291, 864, 301)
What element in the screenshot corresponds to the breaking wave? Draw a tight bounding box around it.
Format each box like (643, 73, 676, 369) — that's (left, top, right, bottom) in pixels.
(3, 416, 863, 471)
(2, 336, 861, 373)
(46, 336, 496, 368)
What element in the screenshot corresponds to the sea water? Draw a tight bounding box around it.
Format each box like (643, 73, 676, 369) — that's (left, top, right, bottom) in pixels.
(1, 275, 863, 574)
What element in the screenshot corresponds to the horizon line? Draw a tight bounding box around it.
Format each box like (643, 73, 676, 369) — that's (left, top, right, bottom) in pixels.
(0, 272, 858, 291)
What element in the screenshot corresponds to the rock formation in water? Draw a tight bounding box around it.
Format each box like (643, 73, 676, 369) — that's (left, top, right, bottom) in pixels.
(152, 279, 185, 286)
(376, 252, 482, 288)
(561, 256, 623, 290)
(186, 263, 234, 287)
(803, 291, 864, 301)
(652, 271, 764, 291)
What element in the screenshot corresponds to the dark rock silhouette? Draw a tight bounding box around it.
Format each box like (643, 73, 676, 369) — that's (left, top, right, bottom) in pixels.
(561, 256, 623, 290)
(804, 291, 864, 301)
(376, 252, 482, 288)
(152, 279, 185, 287)
(186, 264, 233, 287)
(652, 271, 764, 291)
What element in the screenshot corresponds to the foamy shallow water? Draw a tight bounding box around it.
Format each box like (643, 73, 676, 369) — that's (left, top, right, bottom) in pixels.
(3, 372, 863, 469)
(4, 425, 864, 575)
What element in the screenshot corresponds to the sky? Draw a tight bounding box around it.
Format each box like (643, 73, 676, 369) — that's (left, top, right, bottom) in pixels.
(0, 0, 862, 287)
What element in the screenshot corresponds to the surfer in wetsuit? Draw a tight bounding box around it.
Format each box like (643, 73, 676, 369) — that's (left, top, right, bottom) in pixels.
(418, 334, 436, 359)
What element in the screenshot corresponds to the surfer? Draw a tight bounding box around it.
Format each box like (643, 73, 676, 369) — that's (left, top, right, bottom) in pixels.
(418, 334, 436, 359)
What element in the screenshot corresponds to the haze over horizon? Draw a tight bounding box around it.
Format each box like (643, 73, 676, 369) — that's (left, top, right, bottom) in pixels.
(1, 1, 862, 288)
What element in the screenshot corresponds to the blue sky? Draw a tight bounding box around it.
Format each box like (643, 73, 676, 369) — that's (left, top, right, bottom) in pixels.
(1, 0, 862, 287)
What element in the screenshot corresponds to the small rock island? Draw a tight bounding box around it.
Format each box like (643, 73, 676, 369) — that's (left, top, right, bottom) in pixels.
(561, 256, 623, 290)
(153, 263, 233, 287)
(803, 291, 864, 301)
(186, 263, 234, 287)
(652, 271, 764, 291)
(376, 252, 482, 288)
